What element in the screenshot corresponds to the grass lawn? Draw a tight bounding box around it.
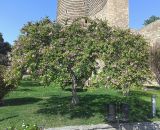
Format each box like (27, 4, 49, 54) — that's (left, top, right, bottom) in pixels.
(0, 80, 160, 129)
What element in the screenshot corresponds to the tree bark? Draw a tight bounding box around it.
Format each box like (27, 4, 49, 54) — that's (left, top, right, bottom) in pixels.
(68, 66, 79, 105)
(0, 98, 4, 106)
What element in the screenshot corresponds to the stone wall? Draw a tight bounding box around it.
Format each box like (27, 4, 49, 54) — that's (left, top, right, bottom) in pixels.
(91, 0, 129, 28)
(136, 20, 160, 86)
(57, 0, 87, 25)
(57, 0, 129, 28)
(138, 20, 160, 47)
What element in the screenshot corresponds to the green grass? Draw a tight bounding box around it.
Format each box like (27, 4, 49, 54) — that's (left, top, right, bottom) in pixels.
(0, 80, 160, 129)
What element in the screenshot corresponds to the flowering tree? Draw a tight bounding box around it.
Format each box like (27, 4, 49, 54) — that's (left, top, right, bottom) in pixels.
(5, 18, 96, 105)
(0, 33, 12, 104)
(6, 18, 151, 105)
(83, 22, 151, 95)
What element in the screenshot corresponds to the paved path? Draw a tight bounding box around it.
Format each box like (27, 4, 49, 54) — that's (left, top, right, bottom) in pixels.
(45, 122, 160, 130)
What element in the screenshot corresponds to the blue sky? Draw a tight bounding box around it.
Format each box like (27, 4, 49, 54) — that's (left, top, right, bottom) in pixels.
(0, 0, 160, 44)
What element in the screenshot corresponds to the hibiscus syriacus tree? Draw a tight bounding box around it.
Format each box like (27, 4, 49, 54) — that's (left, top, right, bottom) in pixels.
(0, 33, 12, 104)
(5, 18, 151, 105)
(6, 18, 97, 105)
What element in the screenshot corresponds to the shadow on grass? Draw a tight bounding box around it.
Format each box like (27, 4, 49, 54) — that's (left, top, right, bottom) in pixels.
(37, 91, 157, 122)
(145, 86, 160, 90)
(64, 88, 87, 92)
(3, 97, 42, 106)
(20, 80, 42, 88)
(0, 115, 18, 122)
(129, 90, 153, 97)
(14, 88, 33, 92)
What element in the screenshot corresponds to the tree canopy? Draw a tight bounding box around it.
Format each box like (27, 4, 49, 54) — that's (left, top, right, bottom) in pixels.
(0, 32, 12, 104)
(0, 33, 11, 66)
(5, 18, 151, 104)
(144, 15, 160, 26)
(0, 33, 4, 43)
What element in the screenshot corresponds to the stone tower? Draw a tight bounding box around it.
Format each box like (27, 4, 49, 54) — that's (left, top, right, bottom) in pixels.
(57, 0, 129, 28)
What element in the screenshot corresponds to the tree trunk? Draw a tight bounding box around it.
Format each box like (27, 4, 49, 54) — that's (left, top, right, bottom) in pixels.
(68, 67, 79, 105)
(0, 98, 4, 106)
(71, 82, 79, 105)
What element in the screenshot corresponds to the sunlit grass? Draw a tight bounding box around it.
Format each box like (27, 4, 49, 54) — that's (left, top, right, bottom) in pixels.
(0, 80, 160, 129)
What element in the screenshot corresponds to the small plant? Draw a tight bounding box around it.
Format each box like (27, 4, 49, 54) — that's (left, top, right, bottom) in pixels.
(22, 123, 39, 130)
(6, 122, 40, 130)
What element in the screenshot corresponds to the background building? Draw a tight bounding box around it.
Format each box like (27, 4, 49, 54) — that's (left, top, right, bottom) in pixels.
(57, 0, 129, 28)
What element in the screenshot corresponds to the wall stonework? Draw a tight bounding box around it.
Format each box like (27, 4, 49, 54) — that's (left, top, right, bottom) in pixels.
(57, 0, 87, 25)
(57, 0, 129, 28)
(138, 20, 160, 47)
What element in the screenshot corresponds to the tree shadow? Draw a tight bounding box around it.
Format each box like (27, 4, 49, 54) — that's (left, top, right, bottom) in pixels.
(129, 90, 153, 97)
(20, 80, 42, 88)
(145, 86, 160, 90)
(0, 115, 18, 122)
(37, 90, 156, 122)
(3, 97, 42, 106)
(14, 88, 33, 92)
(64, 88, 87, 92)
